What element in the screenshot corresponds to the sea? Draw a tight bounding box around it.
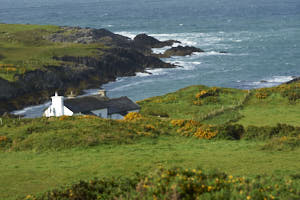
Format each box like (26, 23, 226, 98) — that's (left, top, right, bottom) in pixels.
(1, 0, 300, 118)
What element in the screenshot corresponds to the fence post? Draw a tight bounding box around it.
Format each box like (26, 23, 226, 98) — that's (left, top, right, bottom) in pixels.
(0, 118, 2, 125)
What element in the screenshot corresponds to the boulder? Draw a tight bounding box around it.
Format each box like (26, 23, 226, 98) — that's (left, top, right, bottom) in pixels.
(133, 34, 180, 48)
(156, 46, 204, 58)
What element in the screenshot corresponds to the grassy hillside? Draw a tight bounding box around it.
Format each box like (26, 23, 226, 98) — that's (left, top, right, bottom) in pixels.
(139, 81, 300, 126)
(0, 81, 300, 199)
(0, 24, 106, 81)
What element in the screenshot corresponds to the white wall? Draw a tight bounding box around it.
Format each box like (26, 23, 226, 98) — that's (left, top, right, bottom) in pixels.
(44, 106, 73, 117)
(64, 106, 73, 116)
(91, 108, 108, 118)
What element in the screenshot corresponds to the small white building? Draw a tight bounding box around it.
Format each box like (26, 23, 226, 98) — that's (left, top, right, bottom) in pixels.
(44, 91, 140, 119)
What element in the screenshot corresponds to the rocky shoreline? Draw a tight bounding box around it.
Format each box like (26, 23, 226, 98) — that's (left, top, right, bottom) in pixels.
(0, 26, 205, 115)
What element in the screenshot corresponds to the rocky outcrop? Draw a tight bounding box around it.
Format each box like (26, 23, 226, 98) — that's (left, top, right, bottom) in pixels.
(47, 26, 131, 47)
(155, 46, 204, 58)
(0, 47, 175, 114)
(0, 26, 206, 115)
(133, 34, 180, 49)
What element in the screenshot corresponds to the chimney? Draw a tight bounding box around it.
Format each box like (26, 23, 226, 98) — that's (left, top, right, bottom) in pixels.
(51, 92, 64, 116)
(67, 91, 76, 99)
(98, 89, 107, 97)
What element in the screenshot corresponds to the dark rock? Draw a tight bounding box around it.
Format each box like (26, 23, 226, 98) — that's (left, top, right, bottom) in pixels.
(0, 26, 201, 115)
(0, 47, 175, 115)
(133, 34, 180, 49)
(156, 46, 204, 58)
(286, 76, 300, 84)
(47, 26, 131, 47)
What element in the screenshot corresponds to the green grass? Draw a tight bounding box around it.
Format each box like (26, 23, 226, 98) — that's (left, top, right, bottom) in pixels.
(237, 93, 300, 126)
(139, 82, 300, 127)
(1, 136, 300, 199)
(0, 24, 107, 81)
(138, 85, 247, 121)
(0, 81, 300, 199)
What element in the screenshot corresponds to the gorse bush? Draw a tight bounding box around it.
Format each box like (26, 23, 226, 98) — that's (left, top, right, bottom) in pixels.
(278, 83, 300, 102)
(1, 116, 300, 152)
(24, 167, 300, 200)
(171, 119, 218, 139)
(124, 112, 142, 121)
(0, 116, 171, 151)
(253, 82, 300, 102)
(255, 88, 270, 99)
(193, 87, 220, 106)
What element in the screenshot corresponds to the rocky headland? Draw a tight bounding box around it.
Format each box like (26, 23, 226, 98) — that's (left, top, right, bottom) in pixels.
(0, 25, 204, 115)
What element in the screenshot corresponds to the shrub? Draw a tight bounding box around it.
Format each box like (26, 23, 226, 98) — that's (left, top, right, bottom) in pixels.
(195, 87, 219, 100)
(194, 125, 218, 139)
(277, 83, 300, 102)
(243, 124, 300, 140)
(262, 136, 300, 151)
(171, 119, 186, 127)
(124, 112, 142, 121)
(29, 167, 300, 200)
(216, 124, 244, 140)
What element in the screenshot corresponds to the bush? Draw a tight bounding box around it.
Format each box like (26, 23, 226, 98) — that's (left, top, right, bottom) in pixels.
(255, 88, 270, 99)
(243, 124, 300, 140)
(194, 87, 220, 106)
(278, 83, 300, 102)
(216, 124, 244, 140)
(262, 136, 300, 151)
(27, 167, 300, 200)
(124, 112, 142, 121)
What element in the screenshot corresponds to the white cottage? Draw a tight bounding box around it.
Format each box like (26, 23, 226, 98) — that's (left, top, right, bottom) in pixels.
(44, 91, 140, 119)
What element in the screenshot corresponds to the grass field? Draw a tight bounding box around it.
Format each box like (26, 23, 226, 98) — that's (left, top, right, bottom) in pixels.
(139, 81, 300, 126)
(0, 81, 300, 199)
(1, 136, 300, 199)
(0, 24, 106, 81)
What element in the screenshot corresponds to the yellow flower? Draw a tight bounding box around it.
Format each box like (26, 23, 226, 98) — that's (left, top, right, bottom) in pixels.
(207, 186, 213, 191)
(228, 175, 233, 179)
(247, 196, 251, 200)
(26, 195, 32, 200)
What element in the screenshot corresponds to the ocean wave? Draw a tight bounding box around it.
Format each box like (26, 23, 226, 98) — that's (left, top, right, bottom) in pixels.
(237, 76, 295, 89)
(108, 79, 154, 92)
(135, 72, 151, 77)
(193, 51, 231, 56)
(152, 46, 171, 54)
(263, 76, 295, 83)
(146, 68, 169, 76)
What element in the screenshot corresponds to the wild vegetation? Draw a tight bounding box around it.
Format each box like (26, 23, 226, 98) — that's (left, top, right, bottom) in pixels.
(0, 24, 106, 81)
(0, 80, 300, 199)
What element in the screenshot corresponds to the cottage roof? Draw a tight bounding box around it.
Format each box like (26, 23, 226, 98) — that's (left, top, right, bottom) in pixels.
(64, 95, 140, 115)
(107, 96, 140, 115)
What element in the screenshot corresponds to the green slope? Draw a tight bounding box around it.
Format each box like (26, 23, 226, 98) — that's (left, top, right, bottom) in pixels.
(0, 82, 300, 199)
(0, 24, 106, 81)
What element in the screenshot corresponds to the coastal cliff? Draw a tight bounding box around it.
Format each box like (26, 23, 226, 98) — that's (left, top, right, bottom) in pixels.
(0, 24, 202, 114)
